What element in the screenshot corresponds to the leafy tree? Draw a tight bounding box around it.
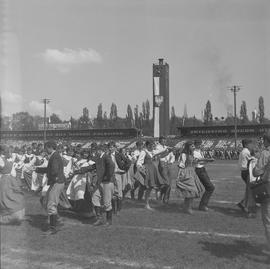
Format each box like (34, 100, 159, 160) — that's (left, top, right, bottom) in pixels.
(170, 106, 177, 134)
(240, 101, 248, 124)
(142, 102, 146, 120)
(11, 112, 35, 131)
(126, 104, 133, 127)
(258, 96, 265, 123)
(97, 103, 103, 121)
(50, 113, 62, 124)
(110, 103, 118, 120)
(204, 100, 213, 125)
(145, 99, 150, 121)
(134, 105, 139, 128)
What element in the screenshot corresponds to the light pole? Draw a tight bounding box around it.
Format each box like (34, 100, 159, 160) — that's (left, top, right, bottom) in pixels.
(42, 98, 50, 143)
(229, 86, 240, 149)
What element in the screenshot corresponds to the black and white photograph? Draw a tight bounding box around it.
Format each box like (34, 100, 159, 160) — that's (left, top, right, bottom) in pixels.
(0, 0, 270, 268)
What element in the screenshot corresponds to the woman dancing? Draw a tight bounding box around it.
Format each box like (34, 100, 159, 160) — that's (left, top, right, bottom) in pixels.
(136, 140, 166, 210)
(0, 145, 25, 225)
(176, 141, 204, 214)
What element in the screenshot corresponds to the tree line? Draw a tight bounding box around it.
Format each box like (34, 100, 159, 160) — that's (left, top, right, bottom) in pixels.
(1, 96, 269, 136)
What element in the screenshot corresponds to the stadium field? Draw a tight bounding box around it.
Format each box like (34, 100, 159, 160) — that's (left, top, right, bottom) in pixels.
(1, 160, 270, 269)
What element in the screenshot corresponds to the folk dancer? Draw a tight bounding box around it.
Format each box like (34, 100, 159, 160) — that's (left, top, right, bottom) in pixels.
(253, 132, 270, 256)
(130, 140, 145, 200)
(176, 141, 204, 214)
(35, 140, 66, 235)
(238, 139, 255, 213)
(193, 139, 215, 211)
(0, 145, 25, 225)
(109, 143, 132, 214)
(136, 140, 166, 210)
(66, 149, 94, 212)
(21, 147, 36, 190)
(91, 144, 115, 226)
(154, 136, 175, 203)
(31, 150, 48, 192)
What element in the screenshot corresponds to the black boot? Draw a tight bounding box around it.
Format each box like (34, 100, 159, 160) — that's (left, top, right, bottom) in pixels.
(117, 198, 122, 214)
(93, 207, 103, 226)
(163, 186, 171, 204)
(43, 215, 57, 236)
(104, 210, 112, 226)
(123, 184, 131, 198)
(138, 185, 145, 201)
(112, 198, 117, 214)
(130, 189, 135, 200)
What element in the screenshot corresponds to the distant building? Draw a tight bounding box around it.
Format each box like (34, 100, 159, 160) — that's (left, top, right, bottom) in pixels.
(153, 58, 170, 136)
(38, 123, 71, 130)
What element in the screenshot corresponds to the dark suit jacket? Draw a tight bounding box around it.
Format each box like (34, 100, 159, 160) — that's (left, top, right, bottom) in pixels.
(77, 153, 115, 185)
(36, 151, 66, 186)
(96, 153, 115, 184)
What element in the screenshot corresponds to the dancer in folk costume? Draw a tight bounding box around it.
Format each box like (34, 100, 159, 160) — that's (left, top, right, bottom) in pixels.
(253, 132, 270, 256)
(109, 142, 131, 214)
(66, 149, 94, 212)
(237, 139, 255, 213)
(121, 148, 134, 198)
(193, 139, 215, 211)
(154, 136, 175, 203)
(21, 147, 36, 189)
(135, 140, 166, 210)
(31, 150, 48, 192)
(35, 140, 66, 235)
(130, 140, 145, 200)
(0, 145, 25, 225)
(91, 144, 115, 226)
(176, 141, 204, 214)
(245, 152, 258, 218)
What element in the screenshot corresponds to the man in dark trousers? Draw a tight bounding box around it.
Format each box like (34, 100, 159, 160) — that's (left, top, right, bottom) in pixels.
(193, 139, 215, 211)
(36, 140, 66, 235)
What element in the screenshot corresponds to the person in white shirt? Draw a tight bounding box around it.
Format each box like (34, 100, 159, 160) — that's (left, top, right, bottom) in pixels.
(193, 139, 215, 211)
(237, 139, 255, 213)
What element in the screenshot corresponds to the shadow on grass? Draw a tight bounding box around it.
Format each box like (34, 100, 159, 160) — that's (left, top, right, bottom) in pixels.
(210, 205, 247, 218)
(25, 214, 48, 232)
(153, 202, 183, 214)
(199, 239, 270, 264)
(122, 199, 147, 210)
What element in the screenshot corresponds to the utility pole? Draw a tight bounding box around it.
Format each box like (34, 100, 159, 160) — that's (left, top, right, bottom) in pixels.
(42, 98, 50, 143)
(229, 86, 240, 149)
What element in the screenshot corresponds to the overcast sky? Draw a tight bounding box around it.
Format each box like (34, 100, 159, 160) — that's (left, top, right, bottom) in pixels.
(1, 0, 270, 120)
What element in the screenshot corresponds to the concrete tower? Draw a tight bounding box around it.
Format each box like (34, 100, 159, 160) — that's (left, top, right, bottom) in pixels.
(153, 58, 169, 137)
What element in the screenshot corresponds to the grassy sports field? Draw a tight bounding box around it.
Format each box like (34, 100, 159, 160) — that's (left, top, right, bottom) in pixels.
(1, 160, 270, 269)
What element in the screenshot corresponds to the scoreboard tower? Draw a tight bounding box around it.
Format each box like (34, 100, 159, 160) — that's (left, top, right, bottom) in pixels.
(153, 58, 170, 137)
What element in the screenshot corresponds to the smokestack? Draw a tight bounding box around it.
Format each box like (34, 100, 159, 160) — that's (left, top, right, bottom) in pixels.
(158, 58, 164, 65)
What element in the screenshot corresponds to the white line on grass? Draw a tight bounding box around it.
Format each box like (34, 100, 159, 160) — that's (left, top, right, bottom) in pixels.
(166, 198, 238, 204)
(113, 225, 261, 240)
(4, 247, 173, 269)
(63, 221, 262, 240)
